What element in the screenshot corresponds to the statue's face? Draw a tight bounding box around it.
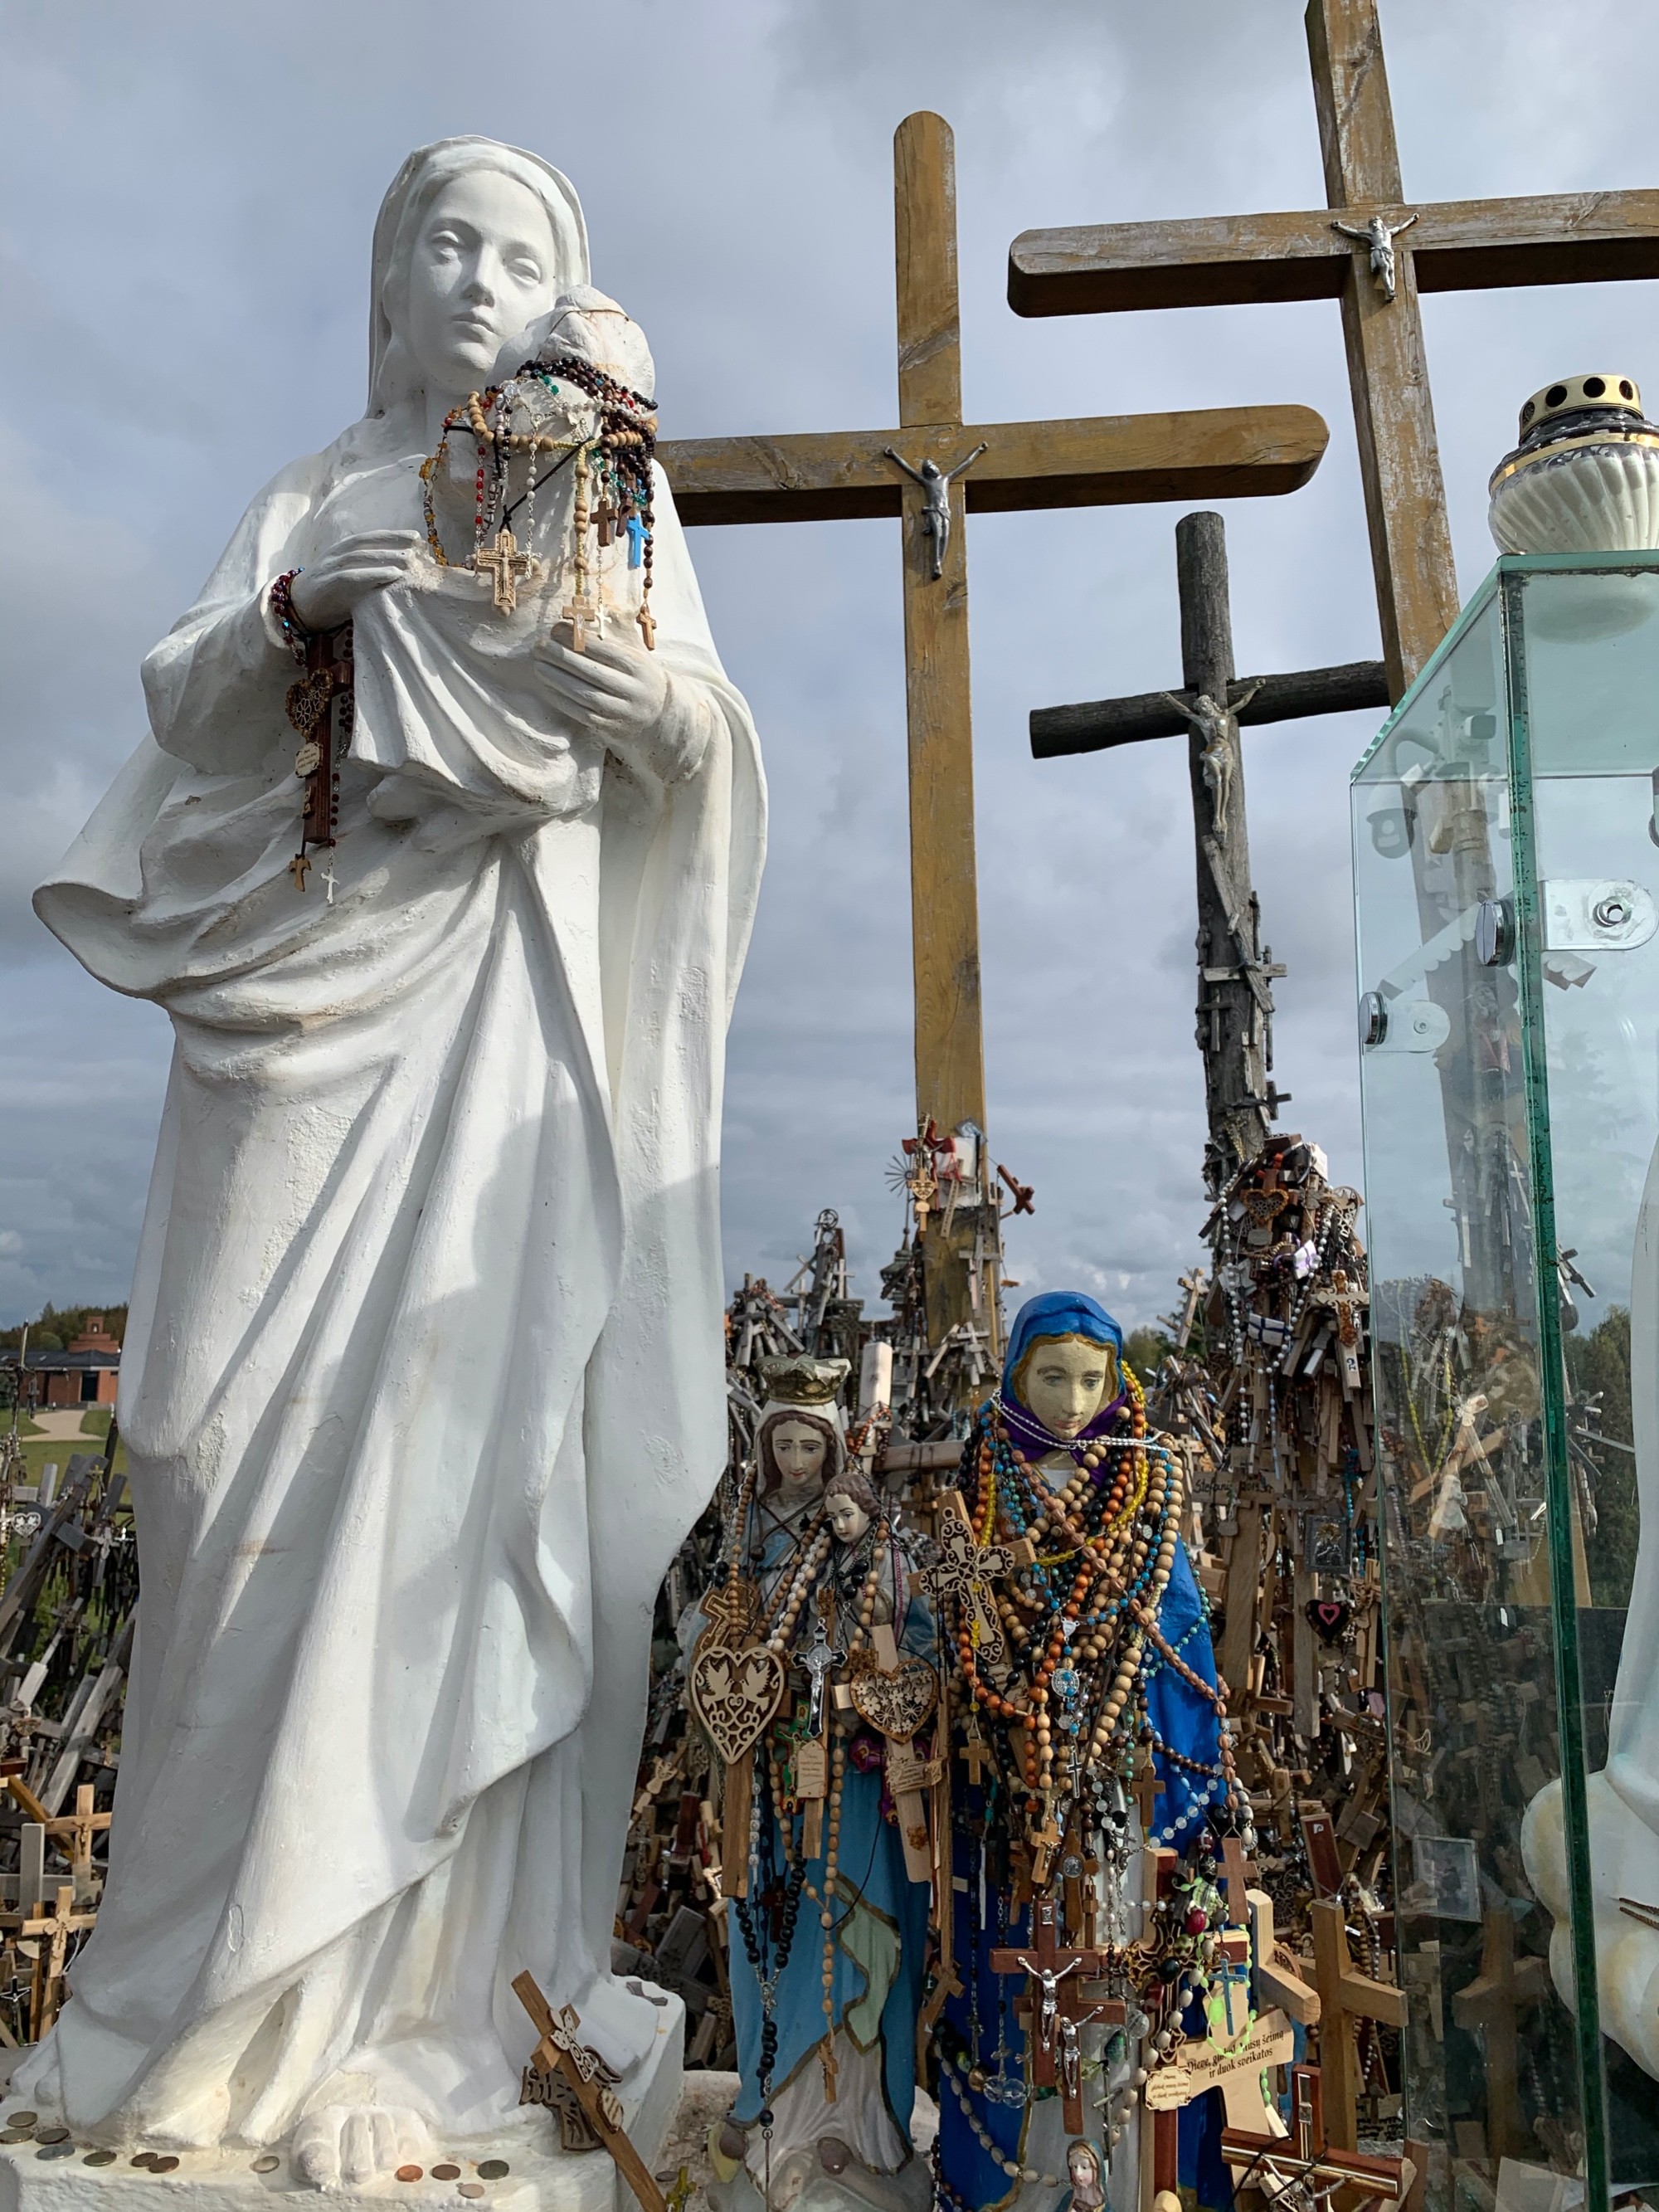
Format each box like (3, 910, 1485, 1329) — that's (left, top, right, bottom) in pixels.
(403, 171, 563, 397)
(1021, 1336, 1115, 1440)
(826, 1489, 871, 1546)
(770, 1420, 828, 1503)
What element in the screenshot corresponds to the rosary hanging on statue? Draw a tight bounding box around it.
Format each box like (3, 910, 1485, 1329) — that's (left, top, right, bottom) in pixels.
(270, 569, 353, 895)
(417, 347, 660, 652)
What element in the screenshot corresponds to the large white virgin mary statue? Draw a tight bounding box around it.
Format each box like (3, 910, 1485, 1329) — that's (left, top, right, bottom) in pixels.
(17, 139, 765, 2187)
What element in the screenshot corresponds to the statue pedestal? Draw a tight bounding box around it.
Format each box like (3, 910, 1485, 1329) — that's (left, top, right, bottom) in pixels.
(0, 2002, 683, 2212)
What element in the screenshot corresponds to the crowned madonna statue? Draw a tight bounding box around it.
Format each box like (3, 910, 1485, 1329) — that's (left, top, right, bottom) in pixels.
(19, 137, 765, 2191)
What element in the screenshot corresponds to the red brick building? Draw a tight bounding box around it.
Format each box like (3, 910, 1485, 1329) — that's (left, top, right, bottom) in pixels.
(13, 1318, 121, 1409)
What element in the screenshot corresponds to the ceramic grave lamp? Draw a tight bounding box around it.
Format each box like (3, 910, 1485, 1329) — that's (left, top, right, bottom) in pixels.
(1490, 372, 1659, 554)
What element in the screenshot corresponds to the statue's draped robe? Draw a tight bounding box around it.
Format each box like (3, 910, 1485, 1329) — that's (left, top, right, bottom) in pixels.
(21, 434, 764, 2146)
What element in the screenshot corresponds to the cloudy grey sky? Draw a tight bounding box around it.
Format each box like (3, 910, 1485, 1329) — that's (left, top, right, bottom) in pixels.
(1, 0, 1653, 1330)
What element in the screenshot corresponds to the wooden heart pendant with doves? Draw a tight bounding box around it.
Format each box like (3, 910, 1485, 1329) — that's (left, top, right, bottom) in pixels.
(688, 1635, 786, 1766)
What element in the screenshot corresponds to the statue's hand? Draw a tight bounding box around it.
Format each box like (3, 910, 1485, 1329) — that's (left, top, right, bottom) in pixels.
(285, 529, 423, 631)
(534, 632, 671, 745)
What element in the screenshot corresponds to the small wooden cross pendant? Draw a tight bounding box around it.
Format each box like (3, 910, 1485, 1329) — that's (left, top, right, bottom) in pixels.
(596, 500, 617, 548)
(289, 852, 311, 891)
(636, 601, 657, 651)
(474, 527, 540, 615)
(562, 592, 601, 653)
(961, 1722, 991, 1786)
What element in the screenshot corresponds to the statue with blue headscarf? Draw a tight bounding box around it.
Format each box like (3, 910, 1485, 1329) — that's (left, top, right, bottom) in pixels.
(929, 1292, 1246, 2212)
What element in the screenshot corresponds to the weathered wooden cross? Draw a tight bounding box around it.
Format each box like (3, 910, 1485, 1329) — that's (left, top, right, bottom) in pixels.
(660, 110, 1327, 1342)
(1448, 1907, 1549, 2164)
(1007, 0, 1659, 700)
(22, 1883, 95, 2042)
(1308, 1895, 1408, 2151)
(989, 1893, 1122, 2133)
(512, 1971, 665, 2212)
(48, 1785, 110, 1904)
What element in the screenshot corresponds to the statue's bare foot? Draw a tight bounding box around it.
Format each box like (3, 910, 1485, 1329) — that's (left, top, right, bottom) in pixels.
(293, 2105, 431, 2191)
(6, 2040, 63, 2122)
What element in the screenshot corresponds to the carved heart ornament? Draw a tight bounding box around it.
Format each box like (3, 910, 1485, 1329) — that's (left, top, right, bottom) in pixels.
(688, 1638, 786, 1766)
(851, 1658, 940, 1742)
(285, 670, 334, 739)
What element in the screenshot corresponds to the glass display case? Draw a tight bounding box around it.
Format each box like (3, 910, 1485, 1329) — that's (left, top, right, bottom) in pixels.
(1354, 553, 1659, 2212)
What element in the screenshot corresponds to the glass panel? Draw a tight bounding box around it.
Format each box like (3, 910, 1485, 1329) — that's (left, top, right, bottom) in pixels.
(1519, 567, 1659, 777)
(1353, 583, 1592, 2210)
(1517, 563, 1659, 2194)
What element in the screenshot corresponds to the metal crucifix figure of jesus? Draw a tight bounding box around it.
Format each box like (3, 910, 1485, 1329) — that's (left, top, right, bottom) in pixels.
(1329, 210, 1418, 303)
(883, 441, 988, 577)
(1157, 681, 1262, 847)
(795, 1610, 845, 1737)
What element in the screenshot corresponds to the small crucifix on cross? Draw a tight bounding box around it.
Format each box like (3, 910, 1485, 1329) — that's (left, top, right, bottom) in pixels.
(883, 442, 987, 579)
(1330, 211, 1418, 304)
(989, 1895, 1121, 2133)
(795, 1610, 845, 1738)
(23, 1882, 96, 2042)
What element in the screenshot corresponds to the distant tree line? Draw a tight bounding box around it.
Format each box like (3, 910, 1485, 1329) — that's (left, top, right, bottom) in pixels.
(0, 1305, 128, 1358)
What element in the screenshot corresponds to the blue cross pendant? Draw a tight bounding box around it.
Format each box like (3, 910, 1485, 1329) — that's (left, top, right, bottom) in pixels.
(625, 514, 648, 570)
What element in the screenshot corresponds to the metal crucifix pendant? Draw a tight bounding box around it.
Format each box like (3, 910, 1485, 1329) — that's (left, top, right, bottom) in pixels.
(795, 1613, 845, 1738)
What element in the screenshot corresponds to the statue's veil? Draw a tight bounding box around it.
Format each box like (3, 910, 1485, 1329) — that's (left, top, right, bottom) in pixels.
(365, 136, 591, 421)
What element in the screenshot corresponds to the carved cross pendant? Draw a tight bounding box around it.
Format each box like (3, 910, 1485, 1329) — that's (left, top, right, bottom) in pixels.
(475, 528, 540, 615)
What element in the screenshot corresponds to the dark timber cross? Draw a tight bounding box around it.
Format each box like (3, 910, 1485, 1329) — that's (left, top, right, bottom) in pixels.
(1006, 0, 1659, 699)
(1031, 512, 1388, 1190)
(658, 111, 1328, 1344)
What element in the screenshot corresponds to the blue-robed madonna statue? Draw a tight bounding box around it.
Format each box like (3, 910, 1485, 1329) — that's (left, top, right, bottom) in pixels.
(932, 1294, 1243, 2212)
(708, 1377, 940, 2212)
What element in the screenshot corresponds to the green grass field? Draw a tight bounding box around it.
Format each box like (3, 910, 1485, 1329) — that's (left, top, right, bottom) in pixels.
(3, 1407, 127, 1485)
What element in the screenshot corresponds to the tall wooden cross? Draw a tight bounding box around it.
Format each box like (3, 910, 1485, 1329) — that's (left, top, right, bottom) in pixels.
(1006, 0, 1659, 699)
(659, 111, 1327, 1341)
(1308, 1896, 1408, 2151)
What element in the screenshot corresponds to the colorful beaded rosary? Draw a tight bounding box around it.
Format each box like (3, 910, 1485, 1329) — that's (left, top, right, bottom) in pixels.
(417, 350, 659, 650)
